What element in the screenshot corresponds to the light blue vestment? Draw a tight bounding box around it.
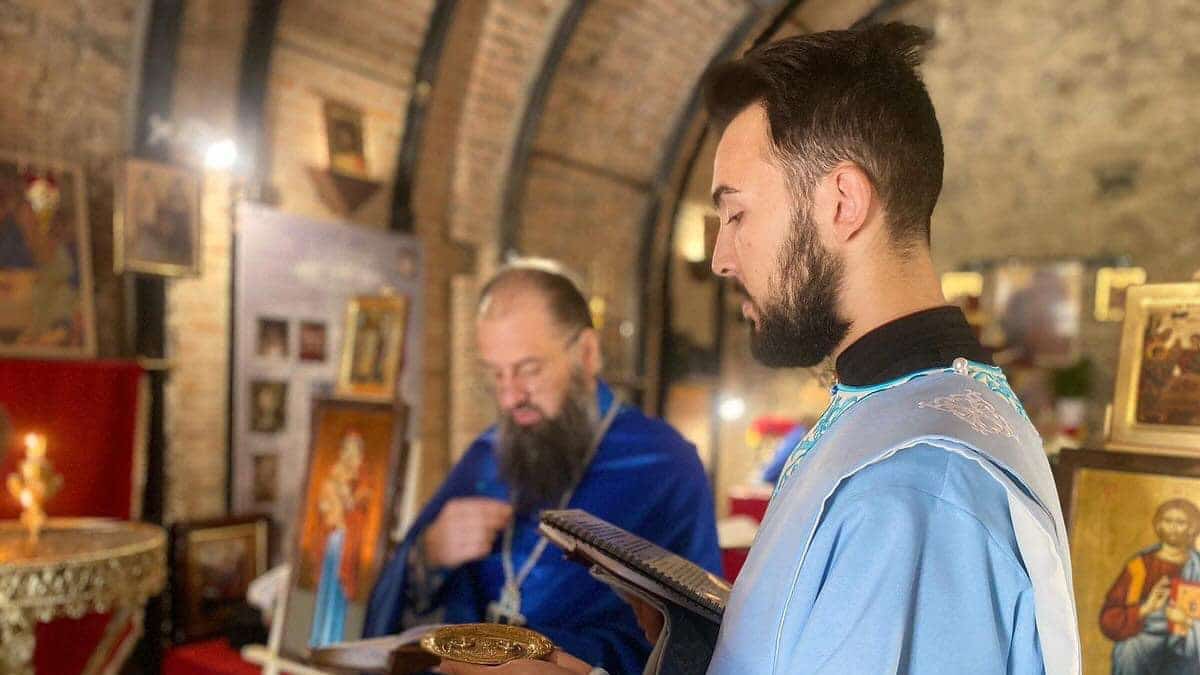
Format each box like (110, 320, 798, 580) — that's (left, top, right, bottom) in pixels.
(709, 361, 1080, 674)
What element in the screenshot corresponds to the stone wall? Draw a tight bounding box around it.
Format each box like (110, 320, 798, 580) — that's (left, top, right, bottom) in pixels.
(0, 0, 141, 357)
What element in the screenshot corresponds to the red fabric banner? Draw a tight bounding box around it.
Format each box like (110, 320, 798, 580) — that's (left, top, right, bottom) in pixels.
(0, 358, 146, 675)
(0, 358, 144, 520)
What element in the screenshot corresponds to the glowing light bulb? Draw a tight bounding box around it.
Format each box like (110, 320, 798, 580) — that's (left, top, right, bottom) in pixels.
(718, 396, 746, 421)
(205, 139, 238, 170)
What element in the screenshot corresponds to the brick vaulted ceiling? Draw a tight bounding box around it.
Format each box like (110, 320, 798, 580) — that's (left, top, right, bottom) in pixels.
(243, 1, 883, 452)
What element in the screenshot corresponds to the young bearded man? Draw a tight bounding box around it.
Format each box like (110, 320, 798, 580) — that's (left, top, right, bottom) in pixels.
(440, 22, 1081, 675)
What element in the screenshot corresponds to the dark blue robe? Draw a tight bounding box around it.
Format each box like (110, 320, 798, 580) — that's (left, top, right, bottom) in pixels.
(364, 382, 721, 673)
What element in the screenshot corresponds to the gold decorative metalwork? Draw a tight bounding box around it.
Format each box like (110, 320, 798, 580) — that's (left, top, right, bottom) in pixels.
(420, 623, 554, 666)
(6, 434, 62, 545)
(1094, 266, 1146, 322)
(0, 518, 167, 675)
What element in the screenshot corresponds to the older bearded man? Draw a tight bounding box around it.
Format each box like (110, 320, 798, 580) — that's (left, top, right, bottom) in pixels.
(363, 259, 720, 675)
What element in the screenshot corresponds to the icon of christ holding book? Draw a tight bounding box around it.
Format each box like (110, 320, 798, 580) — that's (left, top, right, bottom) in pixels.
(1101, 498, 1200, 674)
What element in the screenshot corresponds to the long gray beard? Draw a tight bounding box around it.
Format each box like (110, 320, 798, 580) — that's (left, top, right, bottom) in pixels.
(497, 374, 598, 515)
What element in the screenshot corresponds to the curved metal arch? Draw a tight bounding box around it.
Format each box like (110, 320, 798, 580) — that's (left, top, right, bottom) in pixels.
(390, 0, 459, 233)
(634, 0, 805, 411)
(497, 0, 591, 259)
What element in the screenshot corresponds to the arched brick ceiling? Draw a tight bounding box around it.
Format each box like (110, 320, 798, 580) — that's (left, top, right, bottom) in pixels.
(450, 0, 569, 249)
(275, 0, 437, 89)
(512, 0, 759, 383)
(531, 0, 751, 184)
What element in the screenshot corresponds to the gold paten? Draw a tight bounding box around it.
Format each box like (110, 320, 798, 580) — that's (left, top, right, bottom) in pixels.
(420, 623, 554, 666)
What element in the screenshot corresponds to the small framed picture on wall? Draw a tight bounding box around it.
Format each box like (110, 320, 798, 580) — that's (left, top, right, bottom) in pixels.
(336, 294, 408, 402)
(299, 320, 328, 362)
(256, 317, 289, 359)
(249, 380, 288, 433)
(115, 157, 202, 277)
(1109, 282, 1200, 455)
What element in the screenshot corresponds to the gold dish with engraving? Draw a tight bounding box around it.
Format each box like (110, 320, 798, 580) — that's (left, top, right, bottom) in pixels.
(420, 623, 554, 666)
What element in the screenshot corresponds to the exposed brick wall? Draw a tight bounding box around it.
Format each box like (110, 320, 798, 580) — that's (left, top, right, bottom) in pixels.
(161, 0, 249, 523)
(449, 0, 565, 245)
(165, 171, 234, 522)
(887, 0, 1200, 442)
(517, 157, 649, 379)
(264, 0, 436, 228)
(264, 45, 406, 228)
(533, 0, 748, 183)
(446, 0, 569, 451)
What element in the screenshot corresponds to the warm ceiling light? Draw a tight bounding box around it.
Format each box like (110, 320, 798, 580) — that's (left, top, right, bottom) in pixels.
(204, 139, 238, 170)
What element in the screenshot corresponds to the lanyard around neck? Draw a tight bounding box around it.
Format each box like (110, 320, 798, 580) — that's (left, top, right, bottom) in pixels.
(500, 397, 622, 592)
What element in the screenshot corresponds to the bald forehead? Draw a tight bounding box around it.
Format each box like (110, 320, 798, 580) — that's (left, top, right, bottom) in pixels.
(478, 279, 557, 324)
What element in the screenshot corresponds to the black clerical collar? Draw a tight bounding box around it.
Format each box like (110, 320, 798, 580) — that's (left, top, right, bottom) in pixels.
(834, 306, 992, 387)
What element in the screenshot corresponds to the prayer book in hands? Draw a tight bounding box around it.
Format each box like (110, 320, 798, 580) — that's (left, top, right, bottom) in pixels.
(538, 509, 731, 675)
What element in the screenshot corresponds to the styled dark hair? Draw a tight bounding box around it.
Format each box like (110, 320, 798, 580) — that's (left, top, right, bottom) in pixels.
(1155, 498, 1200, 534)
(703, 22, 943, 246)
(478, 257, 594, 333)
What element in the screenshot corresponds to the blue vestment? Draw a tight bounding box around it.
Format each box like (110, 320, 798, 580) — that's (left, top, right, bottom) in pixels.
(364, 382, 721, 674)
(710, 361, 1079, 674)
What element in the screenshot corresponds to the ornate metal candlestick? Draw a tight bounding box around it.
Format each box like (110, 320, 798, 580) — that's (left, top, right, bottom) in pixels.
(6, 434, 63, 546)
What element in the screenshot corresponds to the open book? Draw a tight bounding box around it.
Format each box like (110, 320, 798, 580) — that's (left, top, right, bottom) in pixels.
(307, 623, 445, 674)
(539, 509, 731, 675)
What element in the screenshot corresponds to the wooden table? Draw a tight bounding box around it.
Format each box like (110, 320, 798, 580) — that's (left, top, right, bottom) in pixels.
(0, 518, 166, 675)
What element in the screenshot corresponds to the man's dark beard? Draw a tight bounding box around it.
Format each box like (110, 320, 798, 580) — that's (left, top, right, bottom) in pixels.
(749, 205, 851, 368)
(498, 373, 598, 515)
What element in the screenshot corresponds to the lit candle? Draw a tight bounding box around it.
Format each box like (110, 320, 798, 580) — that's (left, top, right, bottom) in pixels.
(7, 432, 61, 545)
(24, 433, 45, 458)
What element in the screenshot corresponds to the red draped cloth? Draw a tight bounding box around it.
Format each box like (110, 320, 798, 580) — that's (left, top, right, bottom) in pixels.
(0, 359, 146, 675)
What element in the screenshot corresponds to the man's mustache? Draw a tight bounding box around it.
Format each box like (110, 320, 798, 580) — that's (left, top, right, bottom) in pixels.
(506, 403, 546, 420)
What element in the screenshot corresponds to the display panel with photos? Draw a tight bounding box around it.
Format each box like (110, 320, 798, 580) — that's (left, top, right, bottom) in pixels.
(281, 399, 406, 655)
(231, 204, 423, 563)
(0, 153, 95, 357)
(1109, 283, 1200, 455)
(171, 516, 270, 643)
(1059, 449, 1200, 675)
(116, 157, 202, 276)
